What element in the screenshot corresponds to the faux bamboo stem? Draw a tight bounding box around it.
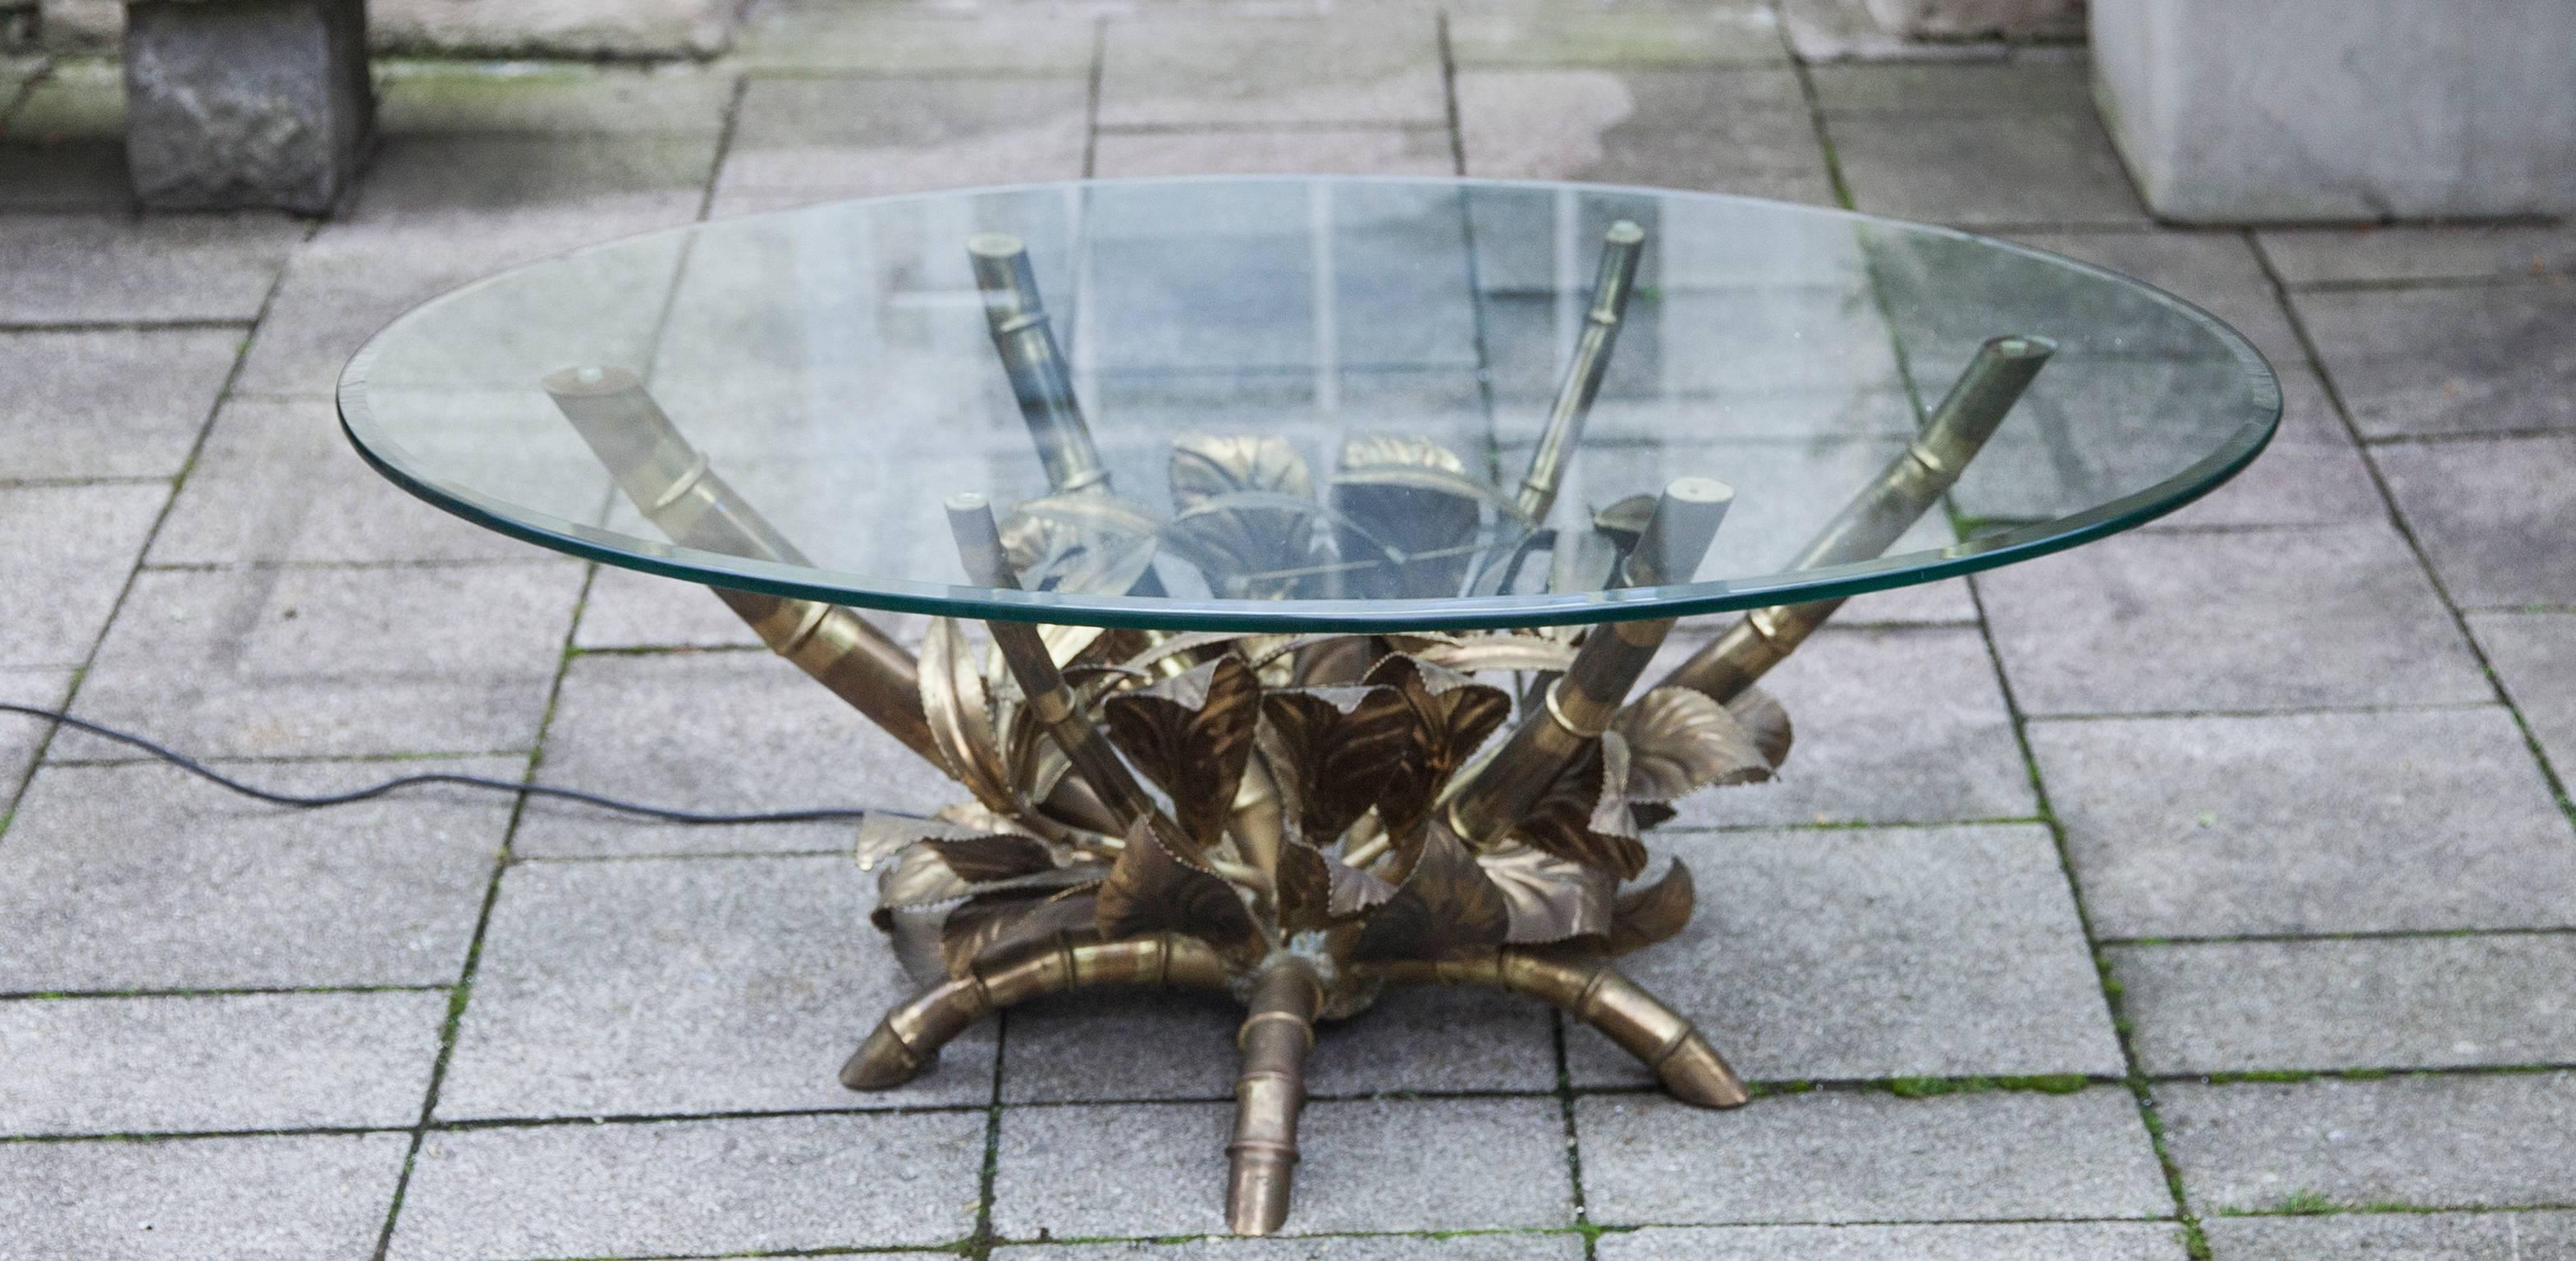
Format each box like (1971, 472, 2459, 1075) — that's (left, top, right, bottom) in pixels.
(842, 935, 1230, 1089)
(968, 234, 1111, 496)
(945, 493, 1183, 847)
(1374, 951, 1747, 1107)
(542, 367, 936, 761)
(1450, 477, 1733, 844)
(1515, 221, 1648, 524)
(1228, 956, 1324, 1236)
(1655, 335, 2054, 703)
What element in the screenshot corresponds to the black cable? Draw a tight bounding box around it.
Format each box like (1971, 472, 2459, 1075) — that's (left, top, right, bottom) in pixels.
(0, 703, 917, 826)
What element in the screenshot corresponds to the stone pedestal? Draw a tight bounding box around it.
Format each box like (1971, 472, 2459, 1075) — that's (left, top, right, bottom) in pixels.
(2093, 0, 2576, 222)
(124, 0, 372, 213)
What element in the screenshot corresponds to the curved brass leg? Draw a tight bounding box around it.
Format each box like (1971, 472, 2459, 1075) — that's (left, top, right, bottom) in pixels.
(1375, 951, 1749, 1108)
(1227, 956, 1322, 1236)
(841, 935, 1229, 1090)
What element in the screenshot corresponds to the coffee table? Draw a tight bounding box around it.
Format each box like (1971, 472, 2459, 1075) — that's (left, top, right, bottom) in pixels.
(340, 175, 2279, 1234)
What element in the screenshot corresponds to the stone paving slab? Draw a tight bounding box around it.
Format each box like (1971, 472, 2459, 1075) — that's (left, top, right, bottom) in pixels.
(0, 1131, 411, 1261)
(2030, 707, 2576, 939)
(376, 61, 735, 137)
(571, 567, 765, 649)
(1829, 112, 2148, 227)
(992, 1098, 1572, 1240)
(1567, 824, 2125, 1086)
(1097, 16, 1448, 129)
(0, 667, 73, 791)
(2203, 1210, 2576, 1261)
(389, 1111, 989, 1259)
(2294, 283, 2576, 439)
(512, 649, 956, 857)
(0, 759, 517, 990)
(1094, 126, 1456, 177)
(0, 328, 240, 481)
(1576, 1088, 2172, 1225)
(737, 5, 1099, 73)
(151, 397, 531, 565)
(2006, 229, 2308, 373)
(1018, 1236, 1586, 1260)
(0, 989, 448, 1135)
(0, 213, 304, 323)
(2377, 435, 2576, 608)
(717, 76, 1088, 204)
(1977, 523, 2491, 716)
(1448, 2, 1786, 67)
(1456, 67, 1834, 203)
(2110, 936, 2576, 1076)
(0, 482, 169, 669)
(66, 561, 583, 759)
(436, 855, 991, 1120)
(2157, 368, 2385, 531)
(2468, 611, 2576, 777)
(2260, 223, 2576, 287)
(2157, 1073, 2576, 1214)
(347, 134, 721, 229)
(1809, 61, 2095, 117)
(1655, 627, 2039, 829)
(1004, 976, 1557, 1104)
(1598, 1222, 2191, 1260)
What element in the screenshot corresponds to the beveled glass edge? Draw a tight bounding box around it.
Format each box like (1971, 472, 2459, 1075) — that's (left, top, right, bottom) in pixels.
(338, 174, 2285, 633)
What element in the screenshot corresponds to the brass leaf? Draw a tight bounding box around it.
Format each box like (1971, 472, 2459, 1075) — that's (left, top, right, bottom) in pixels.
(1480, 842, 1617, 945)
(1365, 654, 1512, 845)
(1272, 839, 1336, 935)
(1325, 851, 1398, 918)
(939, 886, 1100, 979)
(1171, 433, 1314, 507)
(1159, 492, 1321, 596)
(1606, 859, 1696, 956)
(1614, 686, 1778, 803)
(1100, 656, 1260, 851)
(1256, 684, 1414, 843)
(923, 833, 1059, 883)
(1351, 820, 1511, 962)
(918, 618, 1014, 814)
(1329, 435, 1493, 598)
(855, 812, 995, 871)
(1517, 734, 1649, 880)
(1730, 686, 1795, 769)
(1094, 823, 1264, 961)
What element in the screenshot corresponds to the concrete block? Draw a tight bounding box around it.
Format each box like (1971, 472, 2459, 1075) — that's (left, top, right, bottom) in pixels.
(125, 0, 373, 213)
(2090, 0, 2576, 222)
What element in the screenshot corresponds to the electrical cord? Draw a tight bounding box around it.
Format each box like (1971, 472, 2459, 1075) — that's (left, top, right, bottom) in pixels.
(0, 703, 917, 826)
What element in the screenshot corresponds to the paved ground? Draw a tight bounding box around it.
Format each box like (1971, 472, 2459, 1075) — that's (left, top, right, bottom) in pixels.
(4, 2, 2574, 1259)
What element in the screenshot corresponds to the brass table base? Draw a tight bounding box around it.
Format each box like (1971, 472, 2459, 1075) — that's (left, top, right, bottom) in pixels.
(840, 936, 1745, 1235)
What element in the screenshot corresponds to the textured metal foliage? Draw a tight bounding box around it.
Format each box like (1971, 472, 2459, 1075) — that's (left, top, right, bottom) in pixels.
(1352, 822, 1510, 962)
(873, 624, 1791, 986)
(1096, 821, 1264, 963)
(1101, 656, 1260, 851)
(1256, 683, 1412, 842)
(1614, 686, 1779, 801)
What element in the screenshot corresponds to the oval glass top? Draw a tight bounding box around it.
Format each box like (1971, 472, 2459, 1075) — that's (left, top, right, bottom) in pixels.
(340, 176, 2278, 631)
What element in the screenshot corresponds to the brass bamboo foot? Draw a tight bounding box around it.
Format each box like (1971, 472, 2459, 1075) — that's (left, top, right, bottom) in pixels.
(1228, 956, 1323, 1236)
(840, 935, 1228, 1089)
(1377, 951, 1749, 1108)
